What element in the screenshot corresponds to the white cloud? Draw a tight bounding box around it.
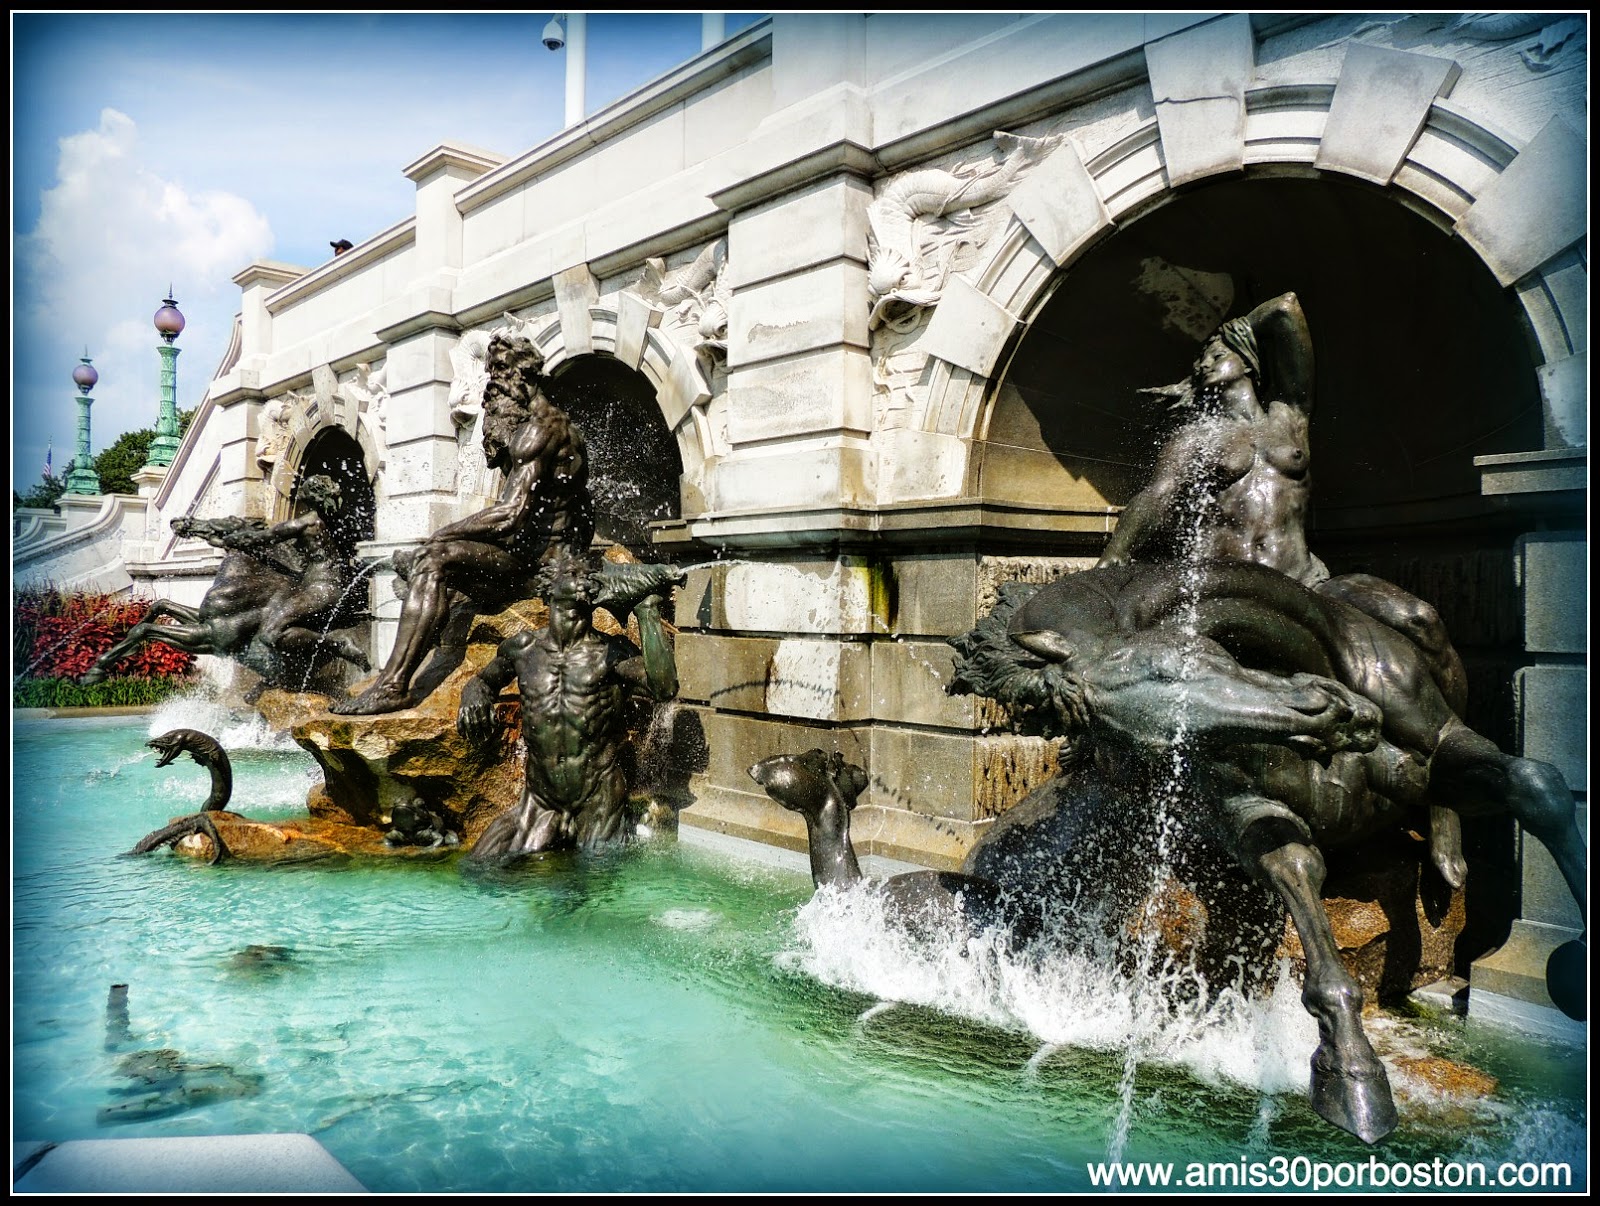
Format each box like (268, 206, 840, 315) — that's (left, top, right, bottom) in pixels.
(14, 108, 274, 486)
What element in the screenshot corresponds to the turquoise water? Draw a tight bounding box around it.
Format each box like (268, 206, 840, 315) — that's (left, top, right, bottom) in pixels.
(11, 707, 1588, 1193)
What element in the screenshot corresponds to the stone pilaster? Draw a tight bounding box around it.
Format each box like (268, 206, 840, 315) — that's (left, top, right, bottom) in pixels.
(1468, 450, 1587, 1039)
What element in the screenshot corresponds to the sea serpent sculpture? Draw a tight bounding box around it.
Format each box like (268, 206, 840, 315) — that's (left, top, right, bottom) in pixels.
(128, 729, 237, 865)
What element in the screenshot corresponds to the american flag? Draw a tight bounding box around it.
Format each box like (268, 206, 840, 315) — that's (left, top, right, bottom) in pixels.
(45, 444, 53, 478)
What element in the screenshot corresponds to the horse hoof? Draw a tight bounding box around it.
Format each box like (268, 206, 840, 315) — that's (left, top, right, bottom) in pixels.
(1311, 1048, 1398, 1144)
(1431, 848, 1468, 891)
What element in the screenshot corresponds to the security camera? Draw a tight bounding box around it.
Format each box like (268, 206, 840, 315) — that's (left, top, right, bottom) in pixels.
(542, 16, 565, 51)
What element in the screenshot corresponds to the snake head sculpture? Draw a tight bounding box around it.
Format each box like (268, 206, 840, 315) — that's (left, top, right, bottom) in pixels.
(131, 729, 237, 859)
(146, 728, 226, 772)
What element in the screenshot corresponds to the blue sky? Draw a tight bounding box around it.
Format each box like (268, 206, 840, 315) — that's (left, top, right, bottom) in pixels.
(11, 12, 763, 492)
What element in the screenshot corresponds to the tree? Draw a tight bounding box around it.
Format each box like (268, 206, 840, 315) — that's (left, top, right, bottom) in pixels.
(93, 408, 200, 495)
(94, 429, 156, 495)
(14, 473, 67, 510)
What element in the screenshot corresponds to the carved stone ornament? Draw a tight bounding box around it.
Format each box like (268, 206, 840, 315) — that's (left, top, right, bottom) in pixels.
(867, 130, 1064, 332)
(255, 393, 300, 471)
(340, 363, 390, 432)
(628, 238, 731, 373)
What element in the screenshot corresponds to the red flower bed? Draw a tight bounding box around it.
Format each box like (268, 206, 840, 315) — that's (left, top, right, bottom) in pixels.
(14, 588, 197, 681)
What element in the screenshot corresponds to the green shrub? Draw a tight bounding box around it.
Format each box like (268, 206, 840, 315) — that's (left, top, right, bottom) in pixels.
(12, 676, 196, 709)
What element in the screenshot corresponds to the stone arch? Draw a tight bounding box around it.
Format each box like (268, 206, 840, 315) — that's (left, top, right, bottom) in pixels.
(283, 425, 377, 555)
(544, 351, 687, 552)
(904, 31, 1585, 496)
(269, 394, 382, 524)
(516, 296, 721, 522)
(985, 175, 1544, 529)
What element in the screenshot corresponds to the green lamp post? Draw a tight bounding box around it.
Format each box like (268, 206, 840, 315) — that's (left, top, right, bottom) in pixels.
(145, 291, 185, 468)
(64, 354, 103, 495)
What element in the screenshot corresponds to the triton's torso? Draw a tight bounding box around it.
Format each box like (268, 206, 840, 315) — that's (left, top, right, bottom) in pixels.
(503, 414, 593, 560)
(515, 633, 630, 801)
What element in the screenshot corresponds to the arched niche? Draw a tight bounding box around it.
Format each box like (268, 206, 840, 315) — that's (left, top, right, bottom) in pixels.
(289, 426, 376, 560)
(981, 175, 1544, 543)
(983, 173, 1548, 766)
(547, 353, 685, 554)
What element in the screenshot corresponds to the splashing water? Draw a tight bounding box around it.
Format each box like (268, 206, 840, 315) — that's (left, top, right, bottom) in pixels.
(146, 693, 301, 753)
(672, 557, 752, 574)
(85, 747, 156, 783)
(298, 558, 384, 693)
(783, 883, 1318, 1102)
(1098, 443, 1219, 1160)
(858, 1001, 901, 1024)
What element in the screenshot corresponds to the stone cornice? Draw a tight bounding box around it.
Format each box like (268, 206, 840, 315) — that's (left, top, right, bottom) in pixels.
(684, 498, 1122, 551)
(232, 261, 306, 290)
(375, 307, 462, 345)
(456, 19, 773, 215)
(710, 141, 879, 213)
(403, 140, 508, 184)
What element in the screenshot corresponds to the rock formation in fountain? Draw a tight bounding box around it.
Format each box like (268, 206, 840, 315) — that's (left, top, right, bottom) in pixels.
(258, 593, 550, 846)
(947, 559, 1586, 1144)
(333, 333, 595, 717)
(129, 726, 437, 864)
(748, 747, 1042, 945)
(82, 474, 370, 695)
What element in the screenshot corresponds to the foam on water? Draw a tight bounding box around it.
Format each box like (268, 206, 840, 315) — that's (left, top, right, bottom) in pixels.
(1453, 1104, 1588, 1181)
(656, 908, 718, 931)
(782, 881, 1317, 1099)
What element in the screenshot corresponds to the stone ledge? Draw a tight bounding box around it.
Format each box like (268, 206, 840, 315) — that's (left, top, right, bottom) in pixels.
(1467, 989, 1587, 1048)
(680, 781, 979, 871)
(1469, 919, 1582, 1018)
(1474, 446, 1587, 496)
(12, 1134, 366, 1193)
(677, 822, 924, 880)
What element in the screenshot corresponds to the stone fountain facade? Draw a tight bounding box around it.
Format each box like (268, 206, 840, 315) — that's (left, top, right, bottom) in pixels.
(91, 15, 1583, 1025)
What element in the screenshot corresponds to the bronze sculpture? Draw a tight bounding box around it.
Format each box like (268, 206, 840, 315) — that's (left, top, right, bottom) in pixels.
(1099, 293, 1466, 699)
(749, 748, 1041, 944)
(948, 559, 1585, 1143)
(82, 474, 368, 692)
(456, 554, 682, 861)
(1097, 291, 1470, 883)
(333, 334, 595, 716)
(128, 729, 238, 863)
